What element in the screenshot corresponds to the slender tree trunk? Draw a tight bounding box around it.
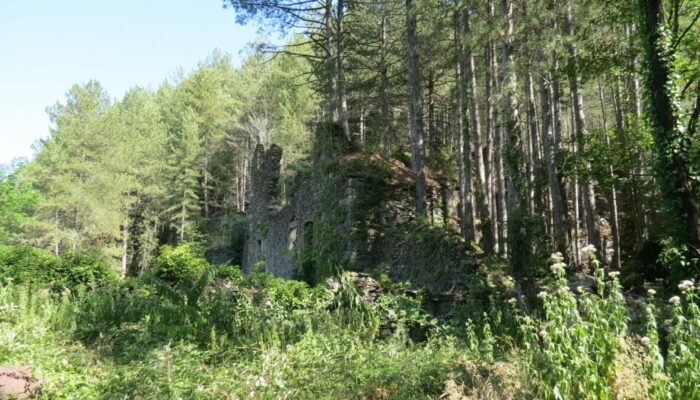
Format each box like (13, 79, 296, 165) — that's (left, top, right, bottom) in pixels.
(53, 210, 60, 255)
(598, 77, 622, 269)
(611, 79, 643, 245)
(485, 41, 498, 250)
(337, 0, 351, 141)
(456, 12, 475, 242)
(501, 0, 525, 260)
(526, 72, 540, 218)
(565, 1, 601, 257)
(180, 196, 186, 241)
(428, 70, 437, 161)
(324, 0, 338, 122)
(540, 74, 567, 254)
(203, 158, 210, 219)
(572, 141, 581, 265)
(488, 0, 506, 252)
(551, 67, 563, 152)
(359, 104, 366, 145)
(379, 11, 392, 156)
(406, 0, 427, 217)
(464, 10, 492, 250)
(121, 223, 129, 278)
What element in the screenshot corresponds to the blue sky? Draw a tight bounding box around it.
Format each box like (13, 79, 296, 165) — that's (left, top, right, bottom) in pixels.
(0, 0, 259, 166)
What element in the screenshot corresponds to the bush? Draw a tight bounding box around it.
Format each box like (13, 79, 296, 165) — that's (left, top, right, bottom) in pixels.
(60, 249, 118, 288)
(0, 245, 116, 289)
(154, 243, 210, 286)
(0, 245, 62, 285)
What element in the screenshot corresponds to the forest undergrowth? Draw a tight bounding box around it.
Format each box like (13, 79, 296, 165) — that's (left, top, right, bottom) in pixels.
(1, 245, 699, 399)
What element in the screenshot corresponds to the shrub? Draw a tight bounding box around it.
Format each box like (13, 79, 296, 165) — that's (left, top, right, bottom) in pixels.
(0, 245, 116, 289)
(0, 245, 62, 285)
(154, 243, 210, 286)
(60, 249, 118, 288)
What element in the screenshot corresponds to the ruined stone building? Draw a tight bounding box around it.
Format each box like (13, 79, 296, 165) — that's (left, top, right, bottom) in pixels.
(243, 142, 478, 293)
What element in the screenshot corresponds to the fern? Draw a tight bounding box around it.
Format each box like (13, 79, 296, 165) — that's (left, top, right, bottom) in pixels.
(143, 265, 223, 339)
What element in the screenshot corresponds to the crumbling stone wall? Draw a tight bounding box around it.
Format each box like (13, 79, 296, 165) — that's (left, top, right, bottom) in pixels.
(243, 144, 316, 278)
(243, 144, 478, 292)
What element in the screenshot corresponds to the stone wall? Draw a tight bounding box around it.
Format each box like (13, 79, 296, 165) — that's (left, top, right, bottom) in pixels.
(243, 144, 479, 292)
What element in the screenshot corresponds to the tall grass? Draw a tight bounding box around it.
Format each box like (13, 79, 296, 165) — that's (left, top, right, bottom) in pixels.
(1, 259, 699, 399)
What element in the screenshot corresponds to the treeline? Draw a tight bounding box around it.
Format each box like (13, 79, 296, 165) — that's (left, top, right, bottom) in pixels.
(2, 0, 699, 281)
(225, 0, 700, 277)
(1, 48, 317, 275)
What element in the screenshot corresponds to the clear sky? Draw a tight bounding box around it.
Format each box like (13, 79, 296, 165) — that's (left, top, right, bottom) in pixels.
(0, 0, 259, 166)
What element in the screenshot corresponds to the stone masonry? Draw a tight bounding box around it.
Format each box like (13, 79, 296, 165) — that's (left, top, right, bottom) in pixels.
(243, 143, 479, 293)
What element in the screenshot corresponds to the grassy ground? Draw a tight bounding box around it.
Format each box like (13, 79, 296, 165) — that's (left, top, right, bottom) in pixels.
(1, 253, 699, 399)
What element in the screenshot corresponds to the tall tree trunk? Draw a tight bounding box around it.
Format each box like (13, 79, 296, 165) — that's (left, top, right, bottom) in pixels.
(501, 0, 525, 263)
(54, 210, 60, 255)
(485, 41, 498, 251)
(464, 10, 492, 251)
(180, 197, 186, 242)
(203, 158, 210, 219)
(379, 10, 393, 156)
(488, 0, 506, 252)
(540, 74, 568, 254)
(121, 223, 129, 278)
(428, 70, 437, 161)
(598, 77, 622, 269)
(526, 72, 540, 218)
(456, 10, 475, 242)
(406, 0, 427, 217)
(572, 140, 581, 265)
(324, 0, 338, 122)
(565, 1, 601, 257)
(611, 79, 644, 245)
(638, 0, 700, 251)
(359, 104, 366, 145)
(337, 0, 351, 141)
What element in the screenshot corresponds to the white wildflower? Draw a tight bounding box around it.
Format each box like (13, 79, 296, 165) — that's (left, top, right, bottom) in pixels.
(581, 244, 596, 254)
(550, 262, 567, 274)
(537, 291, 547, 299)
(647, 289, 656, 296)
(609, 271, 621, 278)
(669, 296, 681, 305)
(641, 336, 651, 344)
(507, 298, 517, 304)
(678, 280, 695, 291)
(551, 252, 564, 263)
(538, 329, 548, 339)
